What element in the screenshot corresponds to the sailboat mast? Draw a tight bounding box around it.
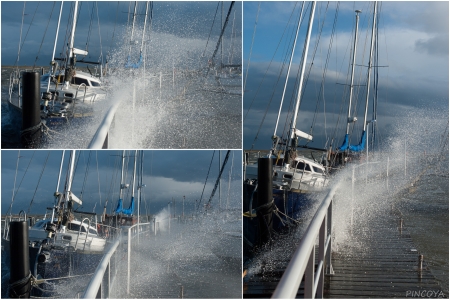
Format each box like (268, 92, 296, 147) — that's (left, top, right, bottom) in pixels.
(141, 2, 150, 53)
(55, 150, 65, 195)
(129, 2, 138, 55)
(137, 151, 144, 225)
(132, 150, 137, 199)
(345, 10, 361, 135)
(289, 1, 316, 145)
(47, 2, 63, 93)
(66, 150, 76, 196)
(68, 1, 79, 60)
(273, 2, 305, 140)
(363, 2, 377, 132)
(119, 150, 126, 200)
(64, 1, 79, 84)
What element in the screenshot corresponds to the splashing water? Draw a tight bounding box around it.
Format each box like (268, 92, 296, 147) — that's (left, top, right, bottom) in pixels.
(245, 107, 448, 288)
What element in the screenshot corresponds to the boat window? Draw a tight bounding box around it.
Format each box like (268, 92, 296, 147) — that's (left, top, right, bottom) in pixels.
(90, 81, 100, 87)
(313, 166, 324, 174)
(294, 162, 311, 171)
(272, 158, 284, 166)
(89, 228, 98, 235)
(72, 77, 90, 86)
(68, 223, 87, 233)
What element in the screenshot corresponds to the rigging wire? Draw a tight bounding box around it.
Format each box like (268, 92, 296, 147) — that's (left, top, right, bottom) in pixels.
(310, 2, 339, 145)
(60, 3, 75, 68)
(96, 2, 103, 65)
(197, 151, 215, 212)
(209, 1, 235, 66)
(15, 2, 26, 69)
(225, 151, 235, 210)
(86, 2, 95, 53)
(250, 21, 298, 151)
(290, 2, 329, 145)
(202, 2, 220, 58)
(14, 2, 40, 67)
(108, 2, 120, 61)
(80, 151, 92, 202)
(27, 151, 51, 215)
(243, 2, 260, 92)
(7, 151, 36, 216)
(6, 151, 22, 217)
(33, 1, 56, 70)
(244, 2, 300, 123)
(205, 150, 231, 209)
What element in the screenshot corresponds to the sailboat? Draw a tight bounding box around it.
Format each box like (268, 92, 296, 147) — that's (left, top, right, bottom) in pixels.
(335, 2, 378, 165)
(7, 1, 107, 129)
(2, 150, 111, 296)
(243, 2, 325, 252)
(102, 150, 139, 230)
(243, 1, 380, 253)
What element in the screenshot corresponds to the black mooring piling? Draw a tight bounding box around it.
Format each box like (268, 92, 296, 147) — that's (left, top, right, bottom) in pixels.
(256, 157, 274, 246)
(9, 220, 31, 298)
(21, 72, 42, 148)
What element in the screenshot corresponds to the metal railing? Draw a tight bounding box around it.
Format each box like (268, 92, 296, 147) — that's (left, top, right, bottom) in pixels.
(272, 184, 338, 299)
(82, 238, 121, 299)
(88, 100, 122, 149)
(82, 222, 152, 298)
(74, 217, 92, 252)
(75, 83, 88, 102)
(126, 222, 152, 294)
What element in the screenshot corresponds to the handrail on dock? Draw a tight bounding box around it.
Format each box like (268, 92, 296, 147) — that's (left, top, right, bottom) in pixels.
(272, 183, 339, 299)
(82, 222, 152, 298)
(88, 100, 121, 149)
(82, 239, 121, 299)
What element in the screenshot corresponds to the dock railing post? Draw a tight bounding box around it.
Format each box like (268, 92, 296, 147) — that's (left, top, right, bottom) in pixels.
(387, 157, 389, 192)
(127, 226, 131, 295)
(317, 217, 326, 297)
(418, 254, 423, 272)
(107, 259, 111, 298)
(304, 246, 315, 298)
(326, 199, 334, 275)
(351, 166, 355, 231)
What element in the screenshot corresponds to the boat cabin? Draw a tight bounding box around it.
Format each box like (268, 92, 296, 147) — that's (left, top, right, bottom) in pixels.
(41, 70, 102, 88)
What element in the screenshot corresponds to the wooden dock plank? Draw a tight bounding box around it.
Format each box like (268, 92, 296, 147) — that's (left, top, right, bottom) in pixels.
(244, 199, 444, 298)
(325, 204, 443, 298)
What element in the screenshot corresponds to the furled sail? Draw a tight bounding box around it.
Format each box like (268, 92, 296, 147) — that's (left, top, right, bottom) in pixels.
(122, 197, 135, 215)
(349, 130, 366, 152)
(115, 198, 123, 213)
(338, 134, 349, 151)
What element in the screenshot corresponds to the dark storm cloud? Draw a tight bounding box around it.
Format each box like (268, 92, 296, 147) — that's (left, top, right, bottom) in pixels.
(1, 150, 241, 215)
(243, 2, 449, 150)
(1, 1, 241, 66)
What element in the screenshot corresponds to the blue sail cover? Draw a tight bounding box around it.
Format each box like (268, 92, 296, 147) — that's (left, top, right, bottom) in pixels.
(349, 130, 367, 152)
(121, 197, 135, 215)
(338, 134, 349, 151)
(124, 54, 143, 69)
(115, 198, 123, 214)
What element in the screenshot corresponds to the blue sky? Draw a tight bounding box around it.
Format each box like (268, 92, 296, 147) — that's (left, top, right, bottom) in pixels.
(1, 1, 241, 67)
(243, 1, 449, 151)
(1, 150, 241, 216)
